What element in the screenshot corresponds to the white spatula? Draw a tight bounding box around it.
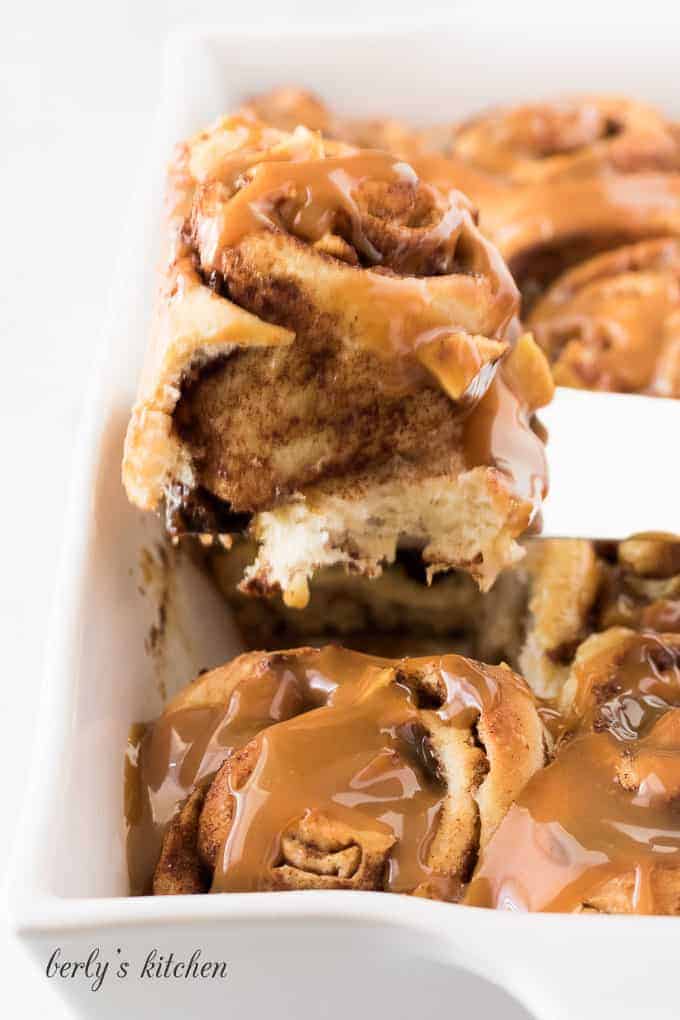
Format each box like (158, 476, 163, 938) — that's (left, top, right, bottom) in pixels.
(540, 388, 680, 539)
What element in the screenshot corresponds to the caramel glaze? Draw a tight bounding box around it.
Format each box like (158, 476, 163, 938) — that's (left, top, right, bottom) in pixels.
(466, 632, 680, 913)
(238, 92, 680, 314)
(210, 647, 511, 895)
(127, 646, 533, 898)
(190, 149, 519, 396)
(211, 650, 440, 894)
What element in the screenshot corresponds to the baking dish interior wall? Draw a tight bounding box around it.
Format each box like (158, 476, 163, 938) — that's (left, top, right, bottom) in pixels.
(51, 18, 680, 898)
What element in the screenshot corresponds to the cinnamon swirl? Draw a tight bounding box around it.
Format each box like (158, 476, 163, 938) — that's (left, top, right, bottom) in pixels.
(123, 113, 552, 605)
(241, 90, 680, 331)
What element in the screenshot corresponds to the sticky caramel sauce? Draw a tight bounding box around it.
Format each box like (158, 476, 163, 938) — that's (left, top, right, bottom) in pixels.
(204, 152, 464, 268)
(466, 633, 680, 913)
(126, 662, 319, 894)
(463, 374, 548, 509)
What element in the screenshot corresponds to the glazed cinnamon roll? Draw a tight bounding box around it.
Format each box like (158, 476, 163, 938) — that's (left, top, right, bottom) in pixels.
(467, 629, 680, 914)
(123, 112, 552, 605)
(449, 97, 680, 306)
(451, 96, 680, 184)
(126, 646, 545, 897)
(528, 237, 680, 395)
(241, 91, 680, 321)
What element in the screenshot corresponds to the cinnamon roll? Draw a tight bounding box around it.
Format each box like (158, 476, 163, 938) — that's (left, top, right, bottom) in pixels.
(454, 98, 680, 305)
(467, 629, 680, 914)
(451, 96, 680, 184)
(123, 113, 552, 605)
(126, 646, 545, 897)
(528, 237, 680, 395)
(518, 535, 680, 699)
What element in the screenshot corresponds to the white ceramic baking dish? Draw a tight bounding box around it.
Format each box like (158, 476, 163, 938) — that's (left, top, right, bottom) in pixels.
(9, 18, 680, 1020)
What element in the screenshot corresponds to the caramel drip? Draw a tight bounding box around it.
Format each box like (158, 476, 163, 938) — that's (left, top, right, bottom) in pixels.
(462, 372, 548, 509)
(466, 633, 680, 913)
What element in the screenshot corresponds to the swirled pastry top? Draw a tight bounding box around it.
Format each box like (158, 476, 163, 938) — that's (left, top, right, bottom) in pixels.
(451, 96, 680, 184)
(189, 145, 518, 393)
(126, 646, 545, 898)
(240, 91, 680, 319)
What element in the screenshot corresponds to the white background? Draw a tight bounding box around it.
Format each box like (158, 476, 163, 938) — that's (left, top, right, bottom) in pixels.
(0, 2, 674, 1016)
